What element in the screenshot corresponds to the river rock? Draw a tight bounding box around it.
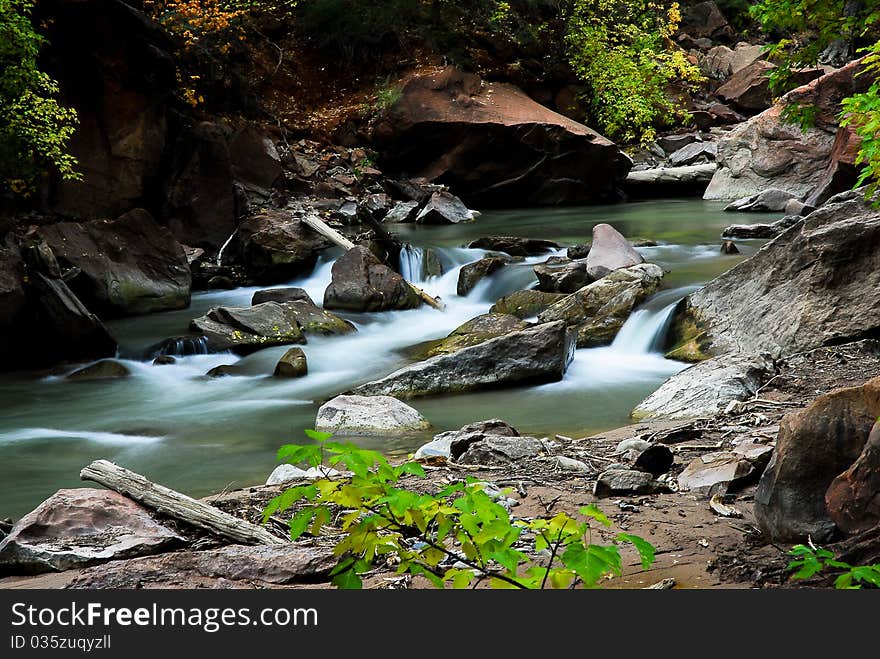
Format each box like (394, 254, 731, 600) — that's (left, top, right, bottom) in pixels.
(666, 196, 880, 358)
(421, 313, 527, 358)
(383, 200, 420, 224)
(452, 435, 544, 465)
(585, 223, 644, 280)
(0, 489, 183, 575)
(658, 133, 699, 153)
(489, 289, 567, 318)
(677, 452, 754, 491)
(555, 456, 592, 474)
(715, 60, 775, 113)
(274, 347, 308, 378)
(415, 191, 476, 224)
(323, 246, 422, 312)
(371, 67, 631, 205)
(190, 302, 306, 354)
(703, 43, 765, 79)
(280, 300, 356, 336)
(678, 1, 733, 41)
(633, 445, 675, 477)
(720, 240, 739, 254)
(152, 355, 176, 365)
(38, 209, 191, 317)
(467, 236, 560, 256)
(266, 465, 346, 486)
(251, 287, 314, 305)
(538, 263, 664, 347)
(826, 421, 880, 535)
(457, 256, 510, 296)
(594, 469, 661, 497)
(668, 141, 717, 166)
(68, 544, 336, 589)
(67, 360, 131, 381)
(413, 419, 520, 461)
(634, 353, 776, 419)
(351, 321, 575, 398)
(721, 215, 800, 238)
(316, 395, 431, 435)
(755, 376, 880, 542)
(224, 210, 331, 284)
(566, 243, 591, 260)
(724, 189, 797, 212)
(229, 125, 282, 195)
(206, 364, 242, 377)
(533, 258, 591, 294)
(705, 59, 870, 200)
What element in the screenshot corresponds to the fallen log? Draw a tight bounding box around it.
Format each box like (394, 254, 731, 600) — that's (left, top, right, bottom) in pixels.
(302, 213, 445, 310)
(80, 460, 286, 546)
(625, 163, 716, 185)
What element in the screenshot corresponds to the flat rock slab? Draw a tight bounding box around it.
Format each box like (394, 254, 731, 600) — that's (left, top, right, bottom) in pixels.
(677, 452, 754, 491)
(452, 435, 544, 465)
(594, 469, 661, 497)
(190, 302, 307, 354)
(315, 395, 431, 435)
(0, 489, 183, 575)
(67, 544, 336, 589)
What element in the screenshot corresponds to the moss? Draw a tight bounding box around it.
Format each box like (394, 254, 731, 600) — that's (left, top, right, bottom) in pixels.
(663, 309, 712, 362)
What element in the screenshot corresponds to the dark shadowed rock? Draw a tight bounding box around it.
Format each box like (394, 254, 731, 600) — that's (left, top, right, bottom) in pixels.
(667, 196, 880, 358)
(38, 209, 191, 317)
(372, 67, 631, 206)
(678, 1, 733, 41)
(489, 289, 566, 318)
(585, 223, 644, 280)
(566, 243, 591, 260)
(224, 210, 331, 284)
(251, 287, 314, 306)
(229, 126, 282, 194)
(324, 246, 422, 312)
(383, 200, 420, 224)
(415, 191, 475, 224)
(594, 469, 661, 497)
(0, 489, 183, 575)
(826, 421, 880, 535)
(658, 133, 699, 153)
(68, 544, 336, 588)
(206, 364, 243, 378)
(720, 240, 739, 254)
(634, 354, 776, 419)
(633, 445, 674, 476)
(533, 258, 591, 293)
(351, 321, 575, 398)
(467, 236, 560, 256)
(539, 263, 664, 347)
(315, 395, 431, 435)
(274, 347, 308, 378)
(458, 256, 510, 296)
(67, 360, 131, 381)
(756, 377, 880, 542)
(190, 302, 306, 354)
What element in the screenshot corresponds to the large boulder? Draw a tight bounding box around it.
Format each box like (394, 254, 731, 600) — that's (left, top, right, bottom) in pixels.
(38, 0, 175, 219)
(489, 289, 567, 319)
(229, 125, 283, 195)
(351, 321, 575, 398)
(826, 420, 880, 535)
(677, 1, 734, 41)
(585, 223, 644, 280)
(539, 263, 664, 347)
(372, 67, 631, 206)
(415, 191, 475, 224)
(533, 258, 591, 294)
(315, 395, 431, 435)
(755, 377, 880, 542)
(716, 61, 822, 114)
(280, 299, 355, 336)
(39, 209, 191, 317)
(633, 353, 776, 420)
(458, 256, 510, 296)
(665, 196, 880, 359)
(705, 60, 871, 200)
(324, 246, 422, 312)
(703, 43, 765, 80)
(0, 489, 183, 575)
(414, 419, 520, 461)
(274, 347, 308, 378)
(224, 210, 331, 284)
(419, 313, 528, 358)
(189, 302, 306, 354)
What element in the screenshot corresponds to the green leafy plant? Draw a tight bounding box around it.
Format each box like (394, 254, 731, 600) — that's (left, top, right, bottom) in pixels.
(263, 430, 655, 589)
(841, 42, 880, 199)
(788, 543, 880, 589)
(0, 0, 80, 199)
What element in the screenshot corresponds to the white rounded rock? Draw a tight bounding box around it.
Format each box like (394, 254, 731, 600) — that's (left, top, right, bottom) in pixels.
(315, 395, 431, 436)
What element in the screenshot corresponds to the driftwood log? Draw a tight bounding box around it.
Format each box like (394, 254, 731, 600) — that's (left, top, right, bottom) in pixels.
(80, 459, 286, 546)
(625, 164, 716, 185)
(302, 213, 445, 310)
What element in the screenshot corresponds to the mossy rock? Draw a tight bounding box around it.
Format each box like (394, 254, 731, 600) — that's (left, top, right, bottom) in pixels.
(67, 360, 131, 381)
(274, 347, 308, 378)
(489, 289, 566, 319)
(411, 313, 528, 359)
(663, 308, 712, 362)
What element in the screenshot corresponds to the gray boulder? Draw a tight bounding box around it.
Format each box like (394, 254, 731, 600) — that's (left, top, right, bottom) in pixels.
(594, 469, 661, 497)
(274, 347, 308, 378)
(415, 191, 475, 224)
(458, 256, 510, 296)
(190, 302, 306, 354)
(533, 258, 591, 294)
(585, 223, 644, 280)
(724, 189, 797, 212)
(324, 246, 422, 312)
(633, 353, 775, 420)
(351, 321, 575, 398)
(453, 435, 544, 465)
(251, 287, 314, 305)
(67, 360, 131, 381)
(0, 489, 183, 575)
(489, 289, 567, 318)
(315, 395, 431, 435)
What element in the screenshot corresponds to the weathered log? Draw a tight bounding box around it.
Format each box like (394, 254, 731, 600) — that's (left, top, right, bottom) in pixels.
(80, 460, 286, 546)
(302, 213, 445, 310)
(626, 164, 717, 185)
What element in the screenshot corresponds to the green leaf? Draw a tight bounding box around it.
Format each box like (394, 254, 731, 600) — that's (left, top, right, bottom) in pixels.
(617, 533, 656, 570)
(397, 462, 426, 478)
(331, 566, 363, 589)
(288, 507, 317, 540)
(304, 429, 333, 442)
(579, 504, 612, 527)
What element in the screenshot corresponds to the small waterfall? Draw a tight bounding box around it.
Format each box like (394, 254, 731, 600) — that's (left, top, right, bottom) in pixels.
(610, 286, 696, 355)
(215, 230, 237, 267)
(147, 336, 210, 359)
(399, 243, 426, 283)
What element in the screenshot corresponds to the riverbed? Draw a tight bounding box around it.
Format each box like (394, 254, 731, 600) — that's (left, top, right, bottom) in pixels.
(0, 199, 778, 517)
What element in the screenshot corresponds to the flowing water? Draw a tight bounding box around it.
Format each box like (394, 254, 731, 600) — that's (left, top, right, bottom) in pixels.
(0, 199, 781, 517)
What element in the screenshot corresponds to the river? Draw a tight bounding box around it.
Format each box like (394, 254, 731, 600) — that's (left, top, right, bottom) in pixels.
(0, 199, 779, 517)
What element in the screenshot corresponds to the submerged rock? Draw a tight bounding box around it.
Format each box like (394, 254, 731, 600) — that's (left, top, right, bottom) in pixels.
(538, 263, 664, 347)
(633, 353, 775, 420)
(351, 321, 575, 398)
(323, 246, 422, 312)
(206, 364, 243, 378)
(274, 347, 308, 378)
(585, 224, 644, 280)
(0, 489, 183, 575)
(315, 395, 432, 435)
